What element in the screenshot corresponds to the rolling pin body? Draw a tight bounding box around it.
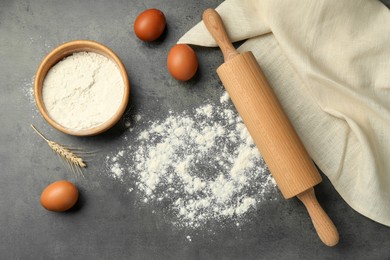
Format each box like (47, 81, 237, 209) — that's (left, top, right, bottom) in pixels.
(203, 8, 339, 246)
(217, 52, 321, 198)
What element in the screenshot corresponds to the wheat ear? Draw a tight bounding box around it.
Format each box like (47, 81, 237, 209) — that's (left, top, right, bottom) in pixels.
(31, 125, 87, 169)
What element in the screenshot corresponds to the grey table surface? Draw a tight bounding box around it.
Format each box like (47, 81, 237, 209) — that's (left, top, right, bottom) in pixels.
(1, 0, 389, 259)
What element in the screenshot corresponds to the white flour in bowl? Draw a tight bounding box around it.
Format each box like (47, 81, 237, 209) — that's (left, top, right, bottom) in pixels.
(42, 52, 124, 130)
(106, 92, 277, 228)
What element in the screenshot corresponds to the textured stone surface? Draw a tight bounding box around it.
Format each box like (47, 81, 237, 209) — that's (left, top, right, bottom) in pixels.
(0, 0, 389, 259)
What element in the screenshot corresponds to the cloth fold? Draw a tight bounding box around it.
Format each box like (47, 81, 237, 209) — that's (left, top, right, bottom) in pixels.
(179, 0, 390, 226)
(181, 0, 270, 46)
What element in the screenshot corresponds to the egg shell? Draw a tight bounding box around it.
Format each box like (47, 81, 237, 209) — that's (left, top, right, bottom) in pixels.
(134, 9, 166, 42)
(40, 180, 79, 212)
(167, 44, 198, 81)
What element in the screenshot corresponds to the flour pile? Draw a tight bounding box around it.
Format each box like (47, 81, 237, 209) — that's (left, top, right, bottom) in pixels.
(43, 52, 124, 130)
(107, 93, 277, 227)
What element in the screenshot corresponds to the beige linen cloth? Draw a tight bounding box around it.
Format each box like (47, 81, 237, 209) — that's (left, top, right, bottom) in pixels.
(179, 0, 390, 226)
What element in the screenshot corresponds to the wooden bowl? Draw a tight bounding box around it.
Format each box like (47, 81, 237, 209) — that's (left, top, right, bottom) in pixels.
(34, 40, 130, 136)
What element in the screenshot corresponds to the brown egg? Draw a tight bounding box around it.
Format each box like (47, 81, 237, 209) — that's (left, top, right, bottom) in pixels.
(40, 180, 79, 212)
(134, 9, 166, 42)
(167, 44, 198, 81)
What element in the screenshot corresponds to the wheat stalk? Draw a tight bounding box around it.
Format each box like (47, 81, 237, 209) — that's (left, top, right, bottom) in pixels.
(31, 125, 87, 176)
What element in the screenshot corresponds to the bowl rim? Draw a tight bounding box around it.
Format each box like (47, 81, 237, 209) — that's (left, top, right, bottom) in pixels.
(34, 40, 130, 136)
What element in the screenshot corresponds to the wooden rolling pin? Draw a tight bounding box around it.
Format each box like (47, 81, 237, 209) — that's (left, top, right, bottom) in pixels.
(203, 9, 339, 246)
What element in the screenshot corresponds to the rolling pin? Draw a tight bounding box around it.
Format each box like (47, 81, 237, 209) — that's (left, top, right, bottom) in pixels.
(203, 9, 339, 246)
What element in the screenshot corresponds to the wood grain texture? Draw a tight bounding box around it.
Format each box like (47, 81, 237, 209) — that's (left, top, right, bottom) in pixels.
(217, 52, 322, 199)
(202, 9, 238, 61)
(297, 188, 339, 246)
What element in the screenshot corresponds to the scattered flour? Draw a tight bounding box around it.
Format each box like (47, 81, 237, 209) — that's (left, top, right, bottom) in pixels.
(111, 162, 123, 179)
(220, 91, 230, 104)
(109, 150, 126, 179)
(124, 121, 132, 128)
(135, 114, 142, 122)
(22, 76, 41, 120)
(22, 76, 35, 103)
(124, 114, 142, 129)
(195, 104, 214, 118)
(107, 92, 277, 228)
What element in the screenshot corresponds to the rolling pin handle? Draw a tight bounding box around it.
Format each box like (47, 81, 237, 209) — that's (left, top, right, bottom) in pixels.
(202, 9, 239, 62)
(297, 188, 339, 246)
